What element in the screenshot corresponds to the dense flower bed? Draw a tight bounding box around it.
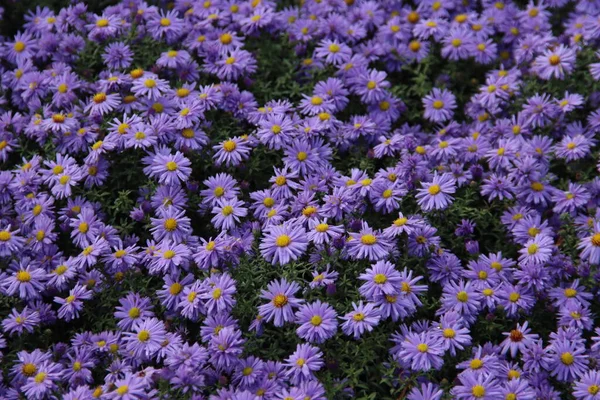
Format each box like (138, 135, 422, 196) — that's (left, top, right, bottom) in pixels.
(1, 0, 600, 399)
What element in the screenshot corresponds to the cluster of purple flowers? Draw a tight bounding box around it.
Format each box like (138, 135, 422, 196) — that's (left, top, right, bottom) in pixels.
(0, 0, 600, 398)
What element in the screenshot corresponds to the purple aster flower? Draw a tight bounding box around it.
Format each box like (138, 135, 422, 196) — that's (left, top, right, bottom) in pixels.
(533, 45, 576, 80)
(2, 307, 40, 336)
(434, 311, 472, 356)
(423, 88, 456, 122)
(284, 343, 323, 385)
(124, 317, 167, 360)
(211, 198, 248, 231)
(549, 339, 588, 382)
(573, 370, 600, 400)
(452, 371, 503, 399)
(149, 150, 192, 186)
(578, 222, 600, 264)
(295, 300, 338, 343)
(102, 42, 133, 70)
(341, 301, 380, 339)
(259, 222, 308, 265)
(54, 284, 92, 321)
(114, 292, 155, 331)
(258, 278, 304, 327)
(416, 172, 456, 211)
(209, 327, 245, 373)
(518, 234, 554, 266)
(200, 273, 236, 315)
(358, 260, 402, 299)
(3, 259, 47, 300)
(347, 222, 392, 261)
(399, 331, 445, 371)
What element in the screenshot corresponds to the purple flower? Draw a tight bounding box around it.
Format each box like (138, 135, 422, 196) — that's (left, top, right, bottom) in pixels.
(533, 45, 576, 80)
(341, 301, 380, 339)
(549, 339, 588, 382)
(284, 343, 323, 385)
(451, 371, 503, 399)
(124, 317, 167, 360)
(258, 278, 304, 327)
(398, 331, 445, 371)
(423, 88, 456, 122)
(295, 300, 338, 343)
(259, 222, 308, 265)
(416, 172, 456, 211)
(359, 260, 402, 299)
(347, 222, 392, 261)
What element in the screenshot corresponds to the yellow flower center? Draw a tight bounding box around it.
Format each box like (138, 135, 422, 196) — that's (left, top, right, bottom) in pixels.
(276, 234, 291, 247)
(222, 205, 234, 216)
(443, 328, 456, 338)
(22, 363, 37, 376)
(361, 234, 377, 245)
(273, 294, 288, 307)
(428, 184, 441, 195)
(561, 352, 574, 365)
(164, 218, 178, 231)
(564, 288, 577, 298)
(310, 315, 322, 326)
(373, 273, 387, 284)
(353, 312, 365, 321)
(169, 283, 182, 295)
(16, 271, 31, 282)
(472, 385, 485, 398)
(457, 291, 468, 302)
(433, 100, 444, 109)
(160, 18, 171, 26)
(34, 372, 47, 384)
(165, 161, 178, 171)
(527, 244, 538, 255)
(93, 93, 106, 104)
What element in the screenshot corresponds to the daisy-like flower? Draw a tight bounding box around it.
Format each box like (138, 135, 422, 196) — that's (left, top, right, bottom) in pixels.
(284, 343, 323, 385)
(359, 260, 402, 299)
(341, 301, 381, 339)
(399, 331, 445, 371)
(213, 137, 252, 167)
(500, 321, 539, 358)
(211, 198, 248, 231)
(408, 383, 444, 400)
(347, 222, 392, 261)
(124, 317, 167, 359)
(258, 278, 304, 327)
(259, 222, 308, 265)
(85, 92, 121, 116)
(423, 88, 457, 122)
(573, 370, 600, 400)
(518, 234, 554, 266)
(307, 218, 344, 244)
(295, 300, 338, 343)
(149, 151, 192, 186)
(131, 75, 170, 100)
(451, 371, 503, 399)
(534, 45, 576, 80)
(549, 339, 588, 382)
(416, 172, 456, 211)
